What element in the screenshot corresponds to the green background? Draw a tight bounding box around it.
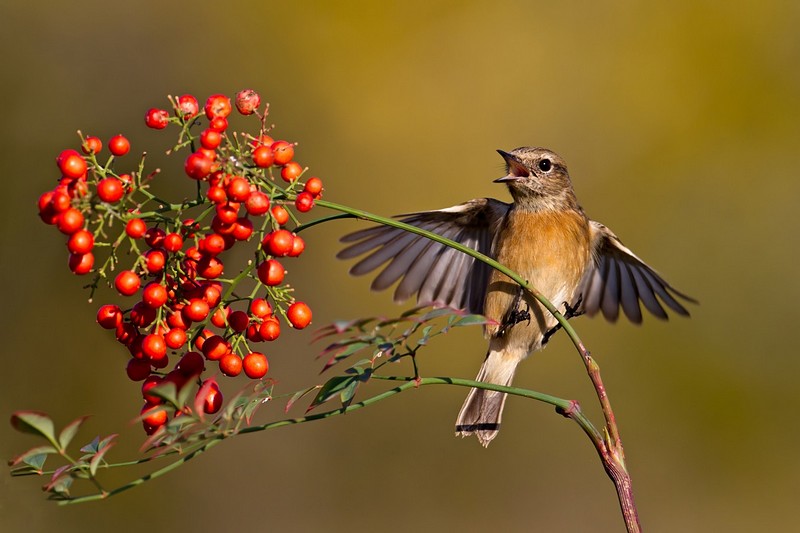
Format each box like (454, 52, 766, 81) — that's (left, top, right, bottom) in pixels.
(2, 1, 798, 531)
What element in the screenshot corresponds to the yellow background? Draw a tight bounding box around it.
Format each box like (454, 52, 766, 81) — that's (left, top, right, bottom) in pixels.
(2, 1, 798, 531)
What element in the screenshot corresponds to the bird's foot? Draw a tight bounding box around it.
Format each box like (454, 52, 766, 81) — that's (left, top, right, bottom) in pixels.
(563, 295, 584, 319)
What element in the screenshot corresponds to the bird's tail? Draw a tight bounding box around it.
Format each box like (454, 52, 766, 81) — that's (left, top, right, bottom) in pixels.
(455, 349, 518, 447)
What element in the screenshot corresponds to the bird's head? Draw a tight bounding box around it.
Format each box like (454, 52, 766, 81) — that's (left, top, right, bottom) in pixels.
(495, 147, 577, 210)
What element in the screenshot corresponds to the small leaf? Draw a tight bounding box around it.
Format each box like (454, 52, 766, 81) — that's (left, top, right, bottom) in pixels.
(285, 386, 320, 413)
(340, 379, 359, 405)
(10, 411, 59, 448)
(419, 307, 455, 321)
(80, 436, 101, 454)
(89, 437, 117, 477)
(58, 415, 90, 450)
(147, 381, 179, 407)
(452, 314, 491, 327)
(8, 445, 57, 468)
(307, 376, 356, 411)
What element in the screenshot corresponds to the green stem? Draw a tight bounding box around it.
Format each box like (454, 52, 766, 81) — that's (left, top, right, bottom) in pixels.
(58, 439, 223, 505)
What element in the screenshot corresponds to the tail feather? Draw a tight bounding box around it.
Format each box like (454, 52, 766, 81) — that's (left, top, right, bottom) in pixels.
(455, 350, 518, 447)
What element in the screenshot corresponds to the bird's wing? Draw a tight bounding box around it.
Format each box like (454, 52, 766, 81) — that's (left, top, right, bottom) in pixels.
(577, 220, 697, 323)
(337, 198, 511, 314)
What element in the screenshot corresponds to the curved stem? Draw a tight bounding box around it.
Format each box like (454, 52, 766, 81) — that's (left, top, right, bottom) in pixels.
(313, 198, 640, 532)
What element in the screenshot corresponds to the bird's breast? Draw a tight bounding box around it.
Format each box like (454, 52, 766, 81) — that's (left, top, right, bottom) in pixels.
(484, 209, 591, 342)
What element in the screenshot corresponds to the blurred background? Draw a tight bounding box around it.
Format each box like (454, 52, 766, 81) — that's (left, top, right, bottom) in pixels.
(1, 1, 798, 531)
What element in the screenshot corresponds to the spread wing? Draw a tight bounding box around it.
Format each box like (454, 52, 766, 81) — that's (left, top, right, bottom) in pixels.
(578, 221, 697, 323)
(337, 198, 511, 314)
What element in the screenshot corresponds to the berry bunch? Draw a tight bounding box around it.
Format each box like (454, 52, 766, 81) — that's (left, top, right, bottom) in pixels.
(36, 90, 323, 435)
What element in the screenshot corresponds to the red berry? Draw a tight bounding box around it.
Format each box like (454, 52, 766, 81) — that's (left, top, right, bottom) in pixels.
(249, 298, 272, 318)
(198, 380, 223, 414)
(183, 298, 210, 322)
(108, 134, 130, 156)
(202, 283, 223, 307)
(81, 136, 103, 155)
(245, 190, 270, 216)
(126, 358, 151, 381)
(57, 150, 87, 179)
(265, 229, 294, 257)
(226, 177, 251, 202)
(144, 249, 167, 273)
(219, 353, 242, 377)
(210, 307, 228, 328)
(116, 322, 139, 346)
(185, 152, 213, 180)
(68, 252, 94, 274)
(67, 229, 94, 254)
(126, 218, 147, 238)
(142, 375, 164, 404)
(209, 116, 228, 132)
(145, 108, 170, 129)
(205, 94, 232, 120)
(97, 177, 124, 203)
(115, 270, 141, 296)
(304, 177, 323, 197)
(142, 334, 167, 361)
(178, 94, 199, 119)
(280, 161, 303, 182)
(97, 304, 123, 329)
(207, 185, 227, 204)
(243, 352, 269, 379)
(165, 328, 187, 349)
(235, 89, 261, 115)
(232, 217, 253, 241)
(289, 235, 305, 257)
(141, 404, 168, 427)
(258, 317, 280, 341)
(287, 302, 312, 329)
(252, 145, 274, 167)
(163, 232, 183, 252)
(145, 227, 166, 248)
(295, 192, 315, 212)
(202, 335, 229, 361)
(176, 351, 205, 377)
(200, 128, 222, 149)
(197, 256, 224, 279)
(271, 205, 289, 226)
(257, 259, 285, 286)
(142, 282, 168, 308)
(229, 310, 249, 332)
(271, 141, 294, 165)
(129, 302, 157, 328)
(215, 202, 240, 225)
(57, 208, 84, 235)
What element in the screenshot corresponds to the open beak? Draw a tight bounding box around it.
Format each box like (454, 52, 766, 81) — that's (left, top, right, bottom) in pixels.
(494, 149, 528, 183)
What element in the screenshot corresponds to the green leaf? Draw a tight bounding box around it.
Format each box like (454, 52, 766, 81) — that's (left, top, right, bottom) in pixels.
(285, 386, 321, 413)
(89, 436, 117, 477)
(307, 376, 357, 411)
(58, 415, 90, 450)
(8, 445, 57, 468)
(10, 411, 58, 448)
(321, 341, 371, 372)
(340, 379, 359, 406)
(80, 436, 101, 454)
(147, 382, 179, 407)
(452, 314, 491, 327)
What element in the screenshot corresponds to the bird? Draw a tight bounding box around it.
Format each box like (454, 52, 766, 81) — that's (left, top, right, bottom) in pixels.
(337, 147, 695, 447)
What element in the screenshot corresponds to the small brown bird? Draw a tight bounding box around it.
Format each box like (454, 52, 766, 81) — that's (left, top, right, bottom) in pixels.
(338, 147, 694, 446)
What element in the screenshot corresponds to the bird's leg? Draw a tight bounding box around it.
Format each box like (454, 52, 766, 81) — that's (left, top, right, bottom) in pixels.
(563, 294, 584, 319)
(543, 295, 584, 346)
(498, 285, 531, 337)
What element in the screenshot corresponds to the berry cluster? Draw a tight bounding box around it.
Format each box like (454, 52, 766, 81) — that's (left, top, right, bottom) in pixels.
(36, 90, 323, 435)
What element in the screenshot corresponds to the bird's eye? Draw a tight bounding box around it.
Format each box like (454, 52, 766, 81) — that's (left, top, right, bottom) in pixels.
(538, 159, 552, 172)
